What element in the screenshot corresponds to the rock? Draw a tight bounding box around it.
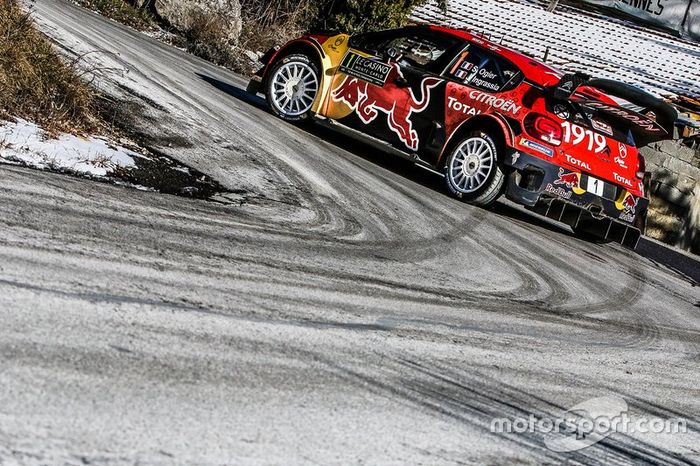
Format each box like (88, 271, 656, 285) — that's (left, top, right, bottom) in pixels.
(678, 179, 700, 254)
(153, 0, 242, 44)
(126, 0, 153, 9)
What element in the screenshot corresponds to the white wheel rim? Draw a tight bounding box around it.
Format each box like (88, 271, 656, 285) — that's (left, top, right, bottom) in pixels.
(448, 137, 495, 194)
(270, 61, 318, 117)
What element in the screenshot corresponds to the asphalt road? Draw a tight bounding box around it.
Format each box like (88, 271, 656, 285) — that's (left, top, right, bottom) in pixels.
(1, 1, 699, 464)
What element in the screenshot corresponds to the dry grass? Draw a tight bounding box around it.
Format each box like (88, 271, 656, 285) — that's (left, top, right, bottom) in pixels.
(239, 0, 315, 48)
(646, 194, 686, 245)
(0, 0, 96, 133)
(182, 0, 317, 74)
(78, 0, 155, 31)
(180, 11, 244, 71)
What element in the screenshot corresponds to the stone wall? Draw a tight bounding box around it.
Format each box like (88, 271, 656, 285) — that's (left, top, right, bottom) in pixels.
(641, 138, 700, 253)
(642, 139, 700, 208)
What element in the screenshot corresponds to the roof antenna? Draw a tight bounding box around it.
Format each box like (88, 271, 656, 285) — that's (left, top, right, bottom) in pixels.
(543, 46, 550, 63)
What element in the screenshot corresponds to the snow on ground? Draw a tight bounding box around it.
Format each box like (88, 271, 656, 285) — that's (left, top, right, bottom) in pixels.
(412, 0, 700, 99)
(0, 119, 140, 178)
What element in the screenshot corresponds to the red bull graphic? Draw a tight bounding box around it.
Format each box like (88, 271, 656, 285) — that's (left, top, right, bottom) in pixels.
(554, 168, 581, 190)
(616, 192, 639, 223)
(623, 193, 638, 213)
(331, 65, 442, 151)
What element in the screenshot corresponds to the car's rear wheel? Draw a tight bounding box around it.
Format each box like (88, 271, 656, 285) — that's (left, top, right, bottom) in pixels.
(266, 54, 319, 122)
(444, 130, 505, 206)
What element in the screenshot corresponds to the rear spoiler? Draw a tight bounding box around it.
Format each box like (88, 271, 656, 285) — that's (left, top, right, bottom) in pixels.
(548, 74, 678, 146)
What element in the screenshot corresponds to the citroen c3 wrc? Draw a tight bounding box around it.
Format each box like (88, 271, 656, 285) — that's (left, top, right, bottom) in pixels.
(247, 25, 677, 249)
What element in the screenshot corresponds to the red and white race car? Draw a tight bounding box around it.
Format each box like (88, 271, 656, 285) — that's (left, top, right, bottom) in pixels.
(248, 25, 677, 248)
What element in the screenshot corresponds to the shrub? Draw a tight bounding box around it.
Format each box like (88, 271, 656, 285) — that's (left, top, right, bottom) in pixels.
(181, 11, 244, 70)
(79, 0, 154, 30)
(0, 0, 95, 133)
(310, 0, 435, 34)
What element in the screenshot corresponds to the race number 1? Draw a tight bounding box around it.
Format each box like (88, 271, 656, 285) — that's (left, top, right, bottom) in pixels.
(587, 176, 605, 197)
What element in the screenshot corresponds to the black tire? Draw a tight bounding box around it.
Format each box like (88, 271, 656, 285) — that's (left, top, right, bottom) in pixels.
(266, 53, 320, 123)
(443, 130, 506, 207)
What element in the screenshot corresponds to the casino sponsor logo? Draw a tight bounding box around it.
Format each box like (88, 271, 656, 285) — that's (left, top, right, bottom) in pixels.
(339, 51, 392, 87)
(519, 137, 554, 157)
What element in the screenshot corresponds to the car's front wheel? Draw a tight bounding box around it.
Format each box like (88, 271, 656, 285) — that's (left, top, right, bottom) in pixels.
(444, 130, 505, 207)
(266, 54, 320, 122)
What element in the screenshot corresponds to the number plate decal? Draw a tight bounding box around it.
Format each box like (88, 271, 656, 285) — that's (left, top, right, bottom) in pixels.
(586, 176, 605, 197)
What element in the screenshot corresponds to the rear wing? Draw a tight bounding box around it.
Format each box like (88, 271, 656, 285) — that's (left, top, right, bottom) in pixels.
(549, 74, 678, 147)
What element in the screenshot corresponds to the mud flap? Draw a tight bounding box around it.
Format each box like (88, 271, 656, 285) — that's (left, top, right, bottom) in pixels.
(246, 77, 262, 95)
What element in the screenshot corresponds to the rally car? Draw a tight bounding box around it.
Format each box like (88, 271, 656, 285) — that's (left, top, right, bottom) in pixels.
(247, 25, 677, 249)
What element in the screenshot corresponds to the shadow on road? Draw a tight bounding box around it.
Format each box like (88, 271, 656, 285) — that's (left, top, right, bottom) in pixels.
(197, 72, 700, 286)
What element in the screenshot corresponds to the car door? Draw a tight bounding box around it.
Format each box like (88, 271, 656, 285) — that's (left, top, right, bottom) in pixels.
(324, 27, 462, 154)
(441, 42, 525, 138)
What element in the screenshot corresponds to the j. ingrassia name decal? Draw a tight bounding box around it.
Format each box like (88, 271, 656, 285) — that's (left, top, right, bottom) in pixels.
(339, 52, 393, 86)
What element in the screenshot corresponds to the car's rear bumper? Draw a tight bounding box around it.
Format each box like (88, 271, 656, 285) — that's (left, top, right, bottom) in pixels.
(504, 151, 648, 249)
(528, 198, 642, 249)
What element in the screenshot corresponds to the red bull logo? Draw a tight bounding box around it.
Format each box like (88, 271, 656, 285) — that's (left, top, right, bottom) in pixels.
(331, 65, 441, 151)
(554, 168, 580, 190)
(623, 194, 638, 213)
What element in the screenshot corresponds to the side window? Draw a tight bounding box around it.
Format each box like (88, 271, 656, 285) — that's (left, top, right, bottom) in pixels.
(380, 34, 457, 71)
(448, 44, 523, 93)
(349, 28, 462, 73)
(349, 30, 398, 54)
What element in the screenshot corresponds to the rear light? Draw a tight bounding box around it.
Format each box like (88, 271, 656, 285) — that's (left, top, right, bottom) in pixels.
(636, 153, 646, 180)
(525, 114, 562, 145)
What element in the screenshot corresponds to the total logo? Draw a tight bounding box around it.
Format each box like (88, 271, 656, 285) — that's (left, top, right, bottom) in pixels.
(564, 154, 591, 171)
(447, 96, 483, 116)
(613, 172, 634, 188)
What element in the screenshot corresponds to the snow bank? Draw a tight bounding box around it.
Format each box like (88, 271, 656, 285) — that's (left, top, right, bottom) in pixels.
(0, 119, 140, 177)
(412, 0, 700, 99)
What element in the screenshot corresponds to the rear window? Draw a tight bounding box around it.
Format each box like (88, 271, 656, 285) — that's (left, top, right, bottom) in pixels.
(447, 43, 523, 93)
